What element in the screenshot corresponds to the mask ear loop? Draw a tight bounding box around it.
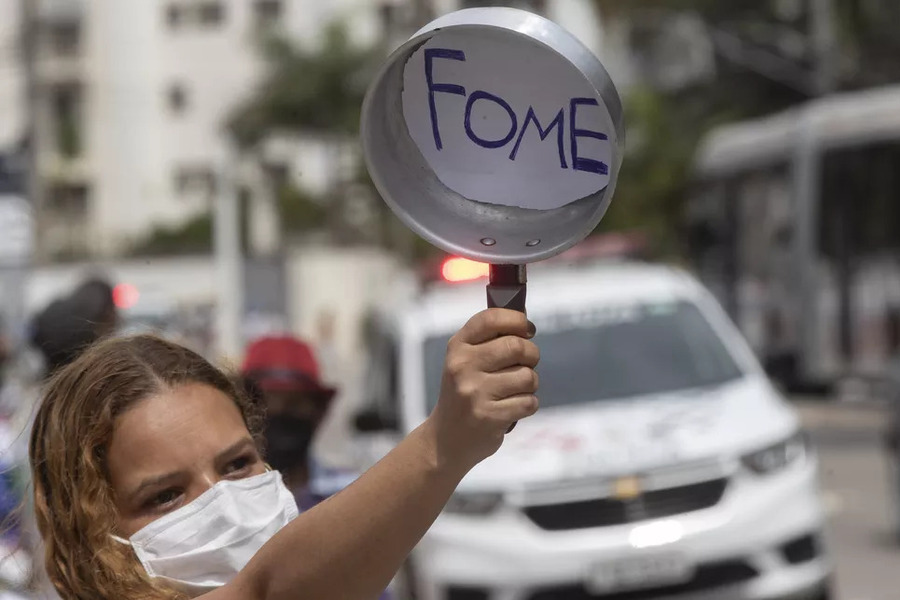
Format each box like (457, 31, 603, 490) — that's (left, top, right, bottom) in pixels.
(265, 463, 274, 472)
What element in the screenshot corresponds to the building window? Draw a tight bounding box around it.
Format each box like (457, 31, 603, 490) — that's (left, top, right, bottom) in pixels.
(52, 85, 82, 159)
(264, 162, 289, 190)
(166, 3, 183, 28)
(166, 1, 225, 30)
(167, 83, 189, 114)
(198, 1, 225, 26)
(48, 23, 81, 55)
(254, 0, 282, 25)
(45, 184, 90, 259)
(47, 184, 89, 216)
(175, 166, 215, 197)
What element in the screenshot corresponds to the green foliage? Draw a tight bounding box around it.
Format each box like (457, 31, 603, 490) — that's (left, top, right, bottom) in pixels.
(129, 212, 213, 257)
(278, 184, 329, 233)
(596, 90, 689, 255)
(591, 0, 900, 258)
(228, 23, 385, 148)
(224, 20, 417, 256)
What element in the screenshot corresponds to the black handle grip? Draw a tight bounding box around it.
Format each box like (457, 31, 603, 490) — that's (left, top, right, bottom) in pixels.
(486, 264, 527, 433)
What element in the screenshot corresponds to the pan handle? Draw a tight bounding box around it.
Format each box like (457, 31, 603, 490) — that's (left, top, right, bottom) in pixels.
(486, 264, 528, 433)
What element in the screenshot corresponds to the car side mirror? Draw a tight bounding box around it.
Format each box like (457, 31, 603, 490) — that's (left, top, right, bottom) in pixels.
(354, 408, 399, 433)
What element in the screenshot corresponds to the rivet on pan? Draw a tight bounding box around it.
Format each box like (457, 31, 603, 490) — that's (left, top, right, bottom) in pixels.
(526, 239, 541, 247)
(480, 238, 497, 246)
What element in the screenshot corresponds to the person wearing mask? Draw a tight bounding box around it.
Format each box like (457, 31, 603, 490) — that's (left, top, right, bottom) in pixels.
(241, 336, 350, 509)
(27, 308, 540, 599)
(241, 335, 393, 599)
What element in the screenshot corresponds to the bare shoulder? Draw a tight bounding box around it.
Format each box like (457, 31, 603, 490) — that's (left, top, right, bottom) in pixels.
(198, 583, 258, 600)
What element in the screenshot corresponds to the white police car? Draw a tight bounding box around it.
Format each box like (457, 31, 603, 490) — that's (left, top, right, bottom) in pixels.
(360, 256, 832, 600)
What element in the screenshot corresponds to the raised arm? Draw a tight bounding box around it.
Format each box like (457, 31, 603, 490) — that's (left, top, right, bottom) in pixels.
(208, 308, 540, 600)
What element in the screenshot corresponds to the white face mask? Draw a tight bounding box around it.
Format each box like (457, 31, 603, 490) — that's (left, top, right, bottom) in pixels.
(114, 471, 299, 596)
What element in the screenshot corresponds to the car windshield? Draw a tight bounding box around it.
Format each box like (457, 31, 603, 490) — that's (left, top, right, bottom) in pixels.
(423, 300, 745, 412)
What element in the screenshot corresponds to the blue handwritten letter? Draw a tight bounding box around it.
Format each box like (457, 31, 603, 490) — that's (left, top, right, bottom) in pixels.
(464, 91, 518, 149)
(425, 48, 467, 151)
(509, 107, 568, 168)
(569, 98, 609, 175)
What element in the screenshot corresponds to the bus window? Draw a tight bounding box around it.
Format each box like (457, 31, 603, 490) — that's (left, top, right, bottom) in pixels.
(689, 163, 794, 369)
(730, 165, 796, 368)
(818, 141, 900, 372)
(686, 179, 735, 314)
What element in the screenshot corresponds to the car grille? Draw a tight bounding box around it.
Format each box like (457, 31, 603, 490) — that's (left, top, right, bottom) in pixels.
(527, 559, 759, 600)
(523, 478, 728, 531)
(781, 533, 822, 565)
(445, 587, 489, 600)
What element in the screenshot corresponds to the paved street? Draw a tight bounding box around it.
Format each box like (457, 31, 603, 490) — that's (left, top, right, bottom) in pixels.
(796, 400, 900, 600)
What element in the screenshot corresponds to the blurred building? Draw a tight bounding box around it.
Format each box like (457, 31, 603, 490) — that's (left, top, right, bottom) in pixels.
(0, 0, 25, 153)
(22, 0, 413, 261)
(19, 0, 616, 262)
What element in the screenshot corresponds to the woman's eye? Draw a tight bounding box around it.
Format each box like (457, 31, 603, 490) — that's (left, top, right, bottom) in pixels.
(148, 489, 182, 510)
(225, 455, 254, 476)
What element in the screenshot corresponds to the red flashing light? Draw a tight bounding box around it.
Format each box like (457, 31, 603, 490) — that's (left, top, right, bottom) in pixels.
(442, 257, 489, 283)
(113, 283, 140, 310)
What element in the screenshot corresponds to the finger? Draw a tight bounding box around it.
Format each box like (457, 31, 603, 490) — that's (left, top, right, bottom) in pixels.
(489, 395, 540, 423)
(483, 366, 539, 399)
(472, 336, 540, 372)
(454, 309, 535, 346)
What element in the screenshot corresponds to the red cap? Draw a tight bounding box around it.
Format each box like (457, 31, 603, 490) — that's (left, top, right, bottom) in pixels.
(242, 336, 337, 398)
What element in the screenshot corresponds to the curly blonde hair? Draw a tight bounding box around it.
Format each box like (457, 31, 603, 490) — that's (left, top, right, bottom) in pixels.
(28, 335, 265, 600)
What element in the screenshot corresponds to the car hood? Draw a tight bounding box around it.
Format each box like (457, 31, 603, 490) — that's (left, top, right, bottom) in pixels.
(458, 375, 798, 491)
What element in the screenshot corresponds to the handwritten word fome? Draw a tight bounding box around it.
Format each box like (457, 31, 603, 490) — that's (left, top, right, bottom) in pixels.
(424, 47, 609, 177)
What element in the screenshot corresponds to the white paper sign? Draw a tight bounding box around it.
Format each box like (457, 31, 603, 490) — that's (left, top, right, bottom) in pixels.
(402, 29, 614, 211)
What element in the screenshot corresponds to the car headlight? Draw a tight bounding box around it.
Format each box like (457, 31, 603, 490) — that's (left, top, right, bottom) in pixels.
(443, 491, 504, 515)
(741, 431, 810, 475)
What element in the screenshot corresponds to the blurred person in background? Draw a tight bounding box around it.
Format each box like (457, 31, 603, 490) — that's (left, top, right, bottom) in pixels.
(241, 335, 355, 510)
(30, 277, 119, 379)
(0, 317, 32, 597)
(0, 421, 33, 597)
(241, 334, 392, 599)
(11, 276, 120, 598)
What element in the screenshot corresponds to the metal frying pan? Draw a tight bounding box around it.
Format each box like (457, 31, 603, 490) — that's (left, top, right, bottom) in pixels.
(361, 7, 625, 429)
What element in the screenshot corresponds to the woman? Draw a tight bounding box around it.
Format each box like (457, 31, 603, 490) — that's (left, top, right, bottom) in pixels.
(28, 308, 539, 600)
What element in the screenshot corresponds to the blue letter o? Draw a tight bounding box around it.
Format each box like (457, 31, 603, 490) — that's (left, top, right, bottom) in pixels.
(464, 90, 518, 149)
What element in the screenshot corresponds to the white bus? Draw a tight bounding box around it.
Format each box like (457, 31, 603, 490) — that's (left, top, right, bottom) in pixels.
(687, 85, 900, 393)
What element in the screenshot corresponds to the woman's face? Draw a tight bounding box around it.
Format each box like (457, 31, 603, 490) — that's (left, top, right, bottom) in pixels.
(107, 382, 266, 536)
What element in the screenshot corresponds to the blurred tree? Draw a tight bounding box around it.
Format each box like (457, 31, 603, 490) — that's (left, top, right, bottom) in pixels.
(596, 0, 900, 102)
(226, 21, 440, 261)
(590, 0, 900, 258)
(129, 213, 213, 257)
(834, 0, 900, 89)
(228, 24, 374, 246)
(277, 183, 329, 233)
(228, 23, 376, 146)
